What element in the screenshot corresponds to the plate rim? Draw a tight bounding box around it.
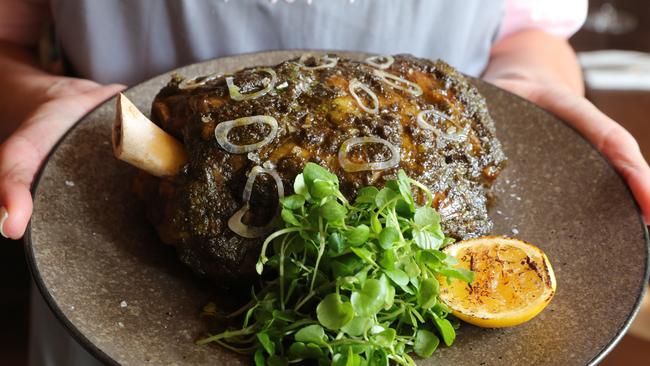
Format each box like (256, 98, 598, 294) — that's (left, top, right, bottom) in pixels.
(24, 50, 650, 366)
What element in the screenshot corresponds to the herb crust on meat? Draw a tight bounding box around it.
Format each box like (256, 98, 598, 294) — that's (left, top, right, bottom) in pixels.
(135, 54, 506, 283)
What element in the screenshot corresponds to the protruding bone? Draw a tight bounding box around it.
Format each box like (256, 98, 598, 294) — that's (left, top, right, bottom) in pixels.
(112, 93, 187, 177)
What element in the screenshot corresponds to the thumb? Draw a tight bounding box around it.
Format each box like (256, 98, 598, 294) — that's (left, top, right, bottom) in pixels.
(0, 83, 125, 239)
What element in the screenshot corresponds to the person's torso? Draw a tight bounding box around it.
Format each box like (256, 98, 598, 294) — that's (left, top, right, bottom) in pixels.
(50, 0, 504, 85)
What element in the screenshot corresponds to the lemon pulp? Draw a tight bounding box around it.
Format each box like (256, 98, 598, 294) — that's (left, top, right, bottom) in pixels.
(439, 236, 556, 328)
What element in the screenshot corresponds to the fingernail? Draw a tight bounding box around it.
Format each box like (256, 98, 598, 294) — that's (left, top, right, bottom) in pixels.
(0, 207, 8, 238)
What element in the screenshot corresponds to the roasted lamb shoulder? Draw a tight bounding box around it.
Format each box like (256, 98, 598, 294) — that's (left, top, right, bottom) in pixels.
(120, 54, 506, 283)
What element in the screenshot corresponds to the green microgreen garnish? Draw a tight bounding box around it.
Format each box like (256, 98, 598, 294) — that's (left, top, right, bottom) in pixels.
(199, 163, 474, 365)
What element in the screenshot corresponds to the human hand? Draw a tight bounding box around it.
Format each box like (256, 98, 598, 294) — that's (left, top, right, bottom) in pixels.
(0, 78, 124, 239)
(486, 75, 650, 224)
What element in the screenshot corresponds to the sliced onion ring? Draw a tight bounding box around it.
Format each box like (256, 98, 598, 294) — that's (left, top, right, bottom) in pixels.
(226, 68, 277, 101)
(178, 73, 220, 90)
(297, 53, 339, 70)
(365, 55, 394, 70)
(228, 166, 285, 239)
(373, 69, 423, 96)
(215, 116, 278, 153)
(417, 110, 469, 143)
(441, 125, 470, 143)
(338, 136, 400, 172)
(416, 109, 450, 132)
(349, 79, 379, 114)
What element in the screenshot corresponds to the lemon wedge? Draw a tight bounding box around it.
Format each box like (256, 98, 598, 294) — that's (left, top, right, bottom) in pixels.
(439, 236, 556, 328)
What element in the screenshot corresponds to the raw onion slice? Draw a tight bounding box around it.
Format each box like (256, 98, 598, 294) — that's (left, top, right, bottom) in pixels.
(349, 79, 379, 114)
(297, 53, 339, 70)
(417, 109, 469, 143)
(416, 109, 450, 132)
(365, 55, 394, 70)
(338, 136, 400, 172)
(373, 69, 423, 96)
(214, 116, 278, 153)
(178, 73, 219, 90)
(442, 125, 470, 143)
(228, 166, 285, 239)
(226, 68, 277, 101)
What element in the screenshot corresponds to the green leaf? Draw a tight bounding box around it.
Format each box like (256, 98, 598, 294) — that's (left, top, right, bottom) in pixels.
(375, 187, 398, 208)
(330, 255, 364, 278)
(341, 316, 373, 336)
(413, 229, 444, 250)
(384, 268, 409, 287)
(414, 329, 440, 358)
(254, 348, 265, 366)
(328, 231, 346, 255)
(355, 186, 379, 204)
(281, 208, 301, 226)
(332, 348, 363, 366)
(333, 343, 371, 356)
(295, 324, 327, 345)
(394, 199, 412, 218)
(442, 236, 456, 247)
(355, 267, 369, 283)
(417, 250, 442, 269)
(318, 200, 347, 222)
(316, 294, 354, 330)
(272, 309, 295, 322)
(382, 275, 395, 309)
(378, 227, 400, 249)
(370, 214, 382, 233)
(414, 206, 440, 229)
(371, 328, 396, 348)
(283, 261, 300, 280)
(267, 355, 289, 366)
(312, 179, 337, 199)
(403, 257, 421, 279)
(280, 194, 305, 209)
(338, 276, 358, 291)
(303, 162, 338, 199)
(293, 173, 309, 198)
(288, 342, 324, 360)
(396, 170, 415, 210)
(433, 316, 456, 346)
(351, 278, 387, 316)
(369, 349, 389, 366)
(303, 162, 338, 186)
(349, 247, 375, 266)
(432, 302, 452, 317)
(379, 249, 396, 270)
(346, 224, 370, 246)
(439, 251, 459, 266)
(257, 332, 276, 356)
(438, 267, 474, 283)
(417, 277, 439, 309)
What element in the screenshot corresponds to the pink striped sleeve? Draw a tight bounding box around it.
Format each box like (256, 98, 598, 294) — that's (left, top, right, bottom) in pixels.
(498, 0, 588, 40)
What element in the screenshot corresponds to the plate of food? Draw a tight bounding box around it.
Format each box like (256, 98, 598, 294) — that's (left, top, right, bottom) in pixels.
(26, 50, 648, 365)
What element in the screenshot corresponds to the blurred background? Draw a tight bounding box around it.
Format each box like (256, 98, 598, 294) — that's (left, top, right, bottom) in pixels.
(1, 0, 650, 364)
(571, 1, 650, 361)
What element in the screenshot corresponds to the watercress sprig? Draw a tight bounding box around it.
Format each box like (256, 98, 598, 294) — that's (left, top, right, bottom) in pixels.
(200, 163, 473, 366)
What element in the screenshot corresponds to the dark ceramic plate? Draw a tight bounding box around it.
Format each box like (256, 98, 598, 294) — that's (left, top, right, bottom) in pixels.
(26, 51, 649, 366)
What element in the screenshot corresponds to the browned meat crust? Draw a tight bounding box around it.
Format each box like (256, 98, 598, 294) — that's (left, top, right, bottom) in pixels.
(138, 54, 506, 283)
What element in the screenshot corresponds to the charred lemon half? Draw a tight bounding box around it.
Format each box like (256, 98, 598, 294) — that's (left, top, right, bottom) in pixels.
(439, 236, 556, 328)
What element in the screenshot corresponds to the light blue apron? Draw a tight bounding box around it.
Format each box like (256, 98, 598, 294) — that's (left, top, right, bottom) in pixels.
(32, 0, 504, 364)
